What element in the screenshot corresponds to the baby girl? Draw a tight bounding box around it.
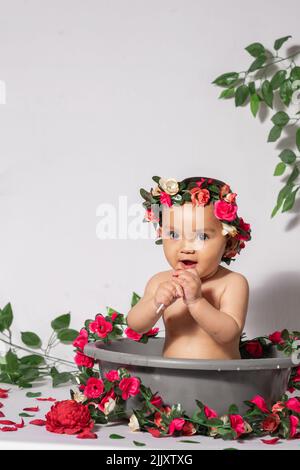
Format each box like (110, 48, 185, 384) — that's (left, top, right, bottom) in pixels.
(126, 176, 251, 360)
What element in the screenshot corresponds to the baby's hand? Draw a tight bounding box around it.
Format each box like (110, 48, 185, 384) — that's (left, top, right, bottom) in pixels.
(154, 280, 184, 311)
(172, 268, 203, 306)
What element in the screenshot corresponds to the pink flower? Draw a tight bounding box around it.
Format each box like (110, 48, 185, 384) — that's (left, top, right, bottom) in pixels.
(224, 192, 237, 204)
(118, 377, 141, 400)
(249, 395, 270, 413)
(98, 389, 116, 413)
(204, 405, 218, 419)
(229, 414, 245, 438)
(111, 312, 119, 321)
(150, 394, 163, 407)
(168, 418, 185, 435)
(74, 351, 94, 369)
(190, 187, 210, 207)
(73, 329, 89, 350)
(105, 370, 120, 382)
(160, 192, 172, 207)
(89, 314, 113, 339)
(289, 415, 299, 438)
(146, 327, 159, 337)
(214, 199, 238, 222)
(269, 331, 284, 345)
(83, 378, 105, 399)
(286, 398, 300, 413)
(144, 208, 159, 223)
(124, 327, 143, 341)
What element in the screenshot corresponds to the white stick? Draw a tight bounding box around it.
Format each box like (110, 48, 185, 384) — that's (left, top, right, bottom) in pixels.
(156, 303, 165, 315)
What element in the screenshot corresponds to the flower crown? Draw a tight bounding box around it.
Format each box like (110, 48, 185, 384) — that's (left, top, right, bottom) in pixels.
(140, 176, 252, 265)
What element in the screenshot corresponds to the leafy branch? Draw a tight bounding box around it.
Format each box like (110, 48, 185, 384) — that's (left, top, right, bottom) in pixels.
(212, 35, 300, 217)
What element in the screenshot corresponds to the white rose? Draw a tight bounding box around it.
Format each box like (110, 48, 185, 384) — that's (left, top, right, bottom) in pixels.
(128, 413, 140, 432)
(159, 178, 179, 196)
(103, 397, 116, 415)
(221, 222, 238, 237)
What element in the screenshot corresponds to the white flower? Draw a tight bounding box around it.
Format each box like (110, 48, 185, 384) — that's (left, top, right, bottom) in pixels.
(151, 185, 162, 196)
(73, 389, 87, 404)
(221, 222, 237, 237)
(103, 397, 116, 415)
(128, 413, 140, 432)
(159, 178, 179, 196)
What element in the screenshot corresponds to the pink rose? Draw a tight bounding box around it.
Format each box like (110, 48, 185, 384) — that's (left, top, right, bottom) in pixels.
(289, 415, 299, 438)
(124, 327, 143, 341)
(249, 395, 270, 413)
(204, 405, 218, 419)
(73, 329, 89, 350)
(160, 192, 172, 207)
(150, 394, 163, 407)
(105, 370, 120, 382)
(286, 397, 300, 413)
(190, 187, 210, 207)
(229, 414, 245, 438)
(83, 377, 104, 399)
(214, 199, 238, 222)
(118, 377, 141, 400)
(168, 418, 185, 435)
(89, 314, 113, 339)
(74, 351, 95, 369)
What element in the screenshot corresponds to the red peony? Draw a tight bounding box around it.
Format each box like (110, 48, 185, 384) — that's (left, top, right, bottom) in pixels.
(245, 340, 263, 358)
(74, 351, 94, 369)
(89, 314, 113, 339)
(214, 199, 238, 222)
(118, 377, 141, 400)
(45, 400, 95, 436)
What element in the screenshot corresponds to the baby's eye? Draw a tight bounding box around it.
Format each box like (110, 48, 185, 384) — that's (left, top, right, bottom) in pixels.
(168, 230, 180, 240)
(196, 232, 209, 241)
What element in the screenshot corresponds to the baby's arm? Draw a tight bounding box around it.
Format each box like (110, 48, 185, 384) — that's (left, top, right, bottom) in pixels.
(126, 272, 182, 334)
(188, 273, 249, 345)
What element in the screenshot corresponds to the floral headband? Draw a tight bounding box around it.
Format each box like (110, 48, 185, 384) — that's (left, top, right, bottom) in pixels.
(140, 176, 252, 265)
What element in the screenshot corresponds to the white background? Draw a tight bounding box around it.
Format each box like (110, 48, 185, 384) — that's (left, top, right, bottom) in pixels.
(0, 0, 300, 366)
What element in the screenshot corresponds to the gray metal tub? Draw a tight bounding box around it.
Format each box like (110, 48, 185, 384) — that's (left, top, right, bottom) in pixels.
(84, 337, 293, 416)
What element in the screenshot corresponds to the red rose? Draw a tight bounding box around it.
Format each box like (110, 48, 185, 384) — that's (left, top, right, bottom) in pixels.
(150, 394, 163, 407)
(83, 377, 105, 399)
(204, 405, 218, 419)
(261, 413, 280, 432)
(168, 418, 185, 435)
(74, 351, 94, 369)
(269, 331, 284, 345)
(289, 415, 299, 438)
(105, 370, 120, 382)
(73, 328, 88, 350)
(124, 327, 143, 341)
(119, 377, 140, 400)
(111, 312, 119, 321)
(286, 397, 300, 413)
(146, 426, 162, 437)
(146, 327, 159, 337)
(235, 217, 251, 241)
(89, 314, 113, 339)
(45, 400, 94, 435)
(182, 421, 197, 436)
(245, 340, 263, 358)
(214, 199, 238, 222)
(249, 395, 270, 413)
(190, 187, 210, 207)
(160, 192, 172, 207)
(229, 414, 245, 438)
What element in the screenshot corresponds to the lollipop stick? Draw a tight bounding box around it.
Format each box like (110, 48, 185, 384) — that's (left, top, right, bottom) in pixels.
(156, 303, 165, 315)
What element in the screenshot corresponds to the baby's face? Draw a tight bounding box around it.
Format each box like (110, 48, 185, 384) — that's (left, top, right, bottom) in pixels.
(161, 202, 230, 278)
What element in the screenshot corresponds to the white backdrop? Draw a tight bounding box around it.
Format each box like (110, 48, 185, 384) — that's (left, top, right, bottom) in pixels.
(0, 0, 300, 363)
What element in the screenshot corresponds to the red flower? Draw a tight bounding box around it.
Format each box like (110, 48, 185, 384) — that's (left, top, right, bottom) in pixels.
(119, 377, 141, 400)
(98, 389, 116, 413)
(286, 397, 300, 413)
(269, 331, 284, 345)
(45, 400, 94, 435)
(289, 415, 299, 438)
(182, 421, 197, 436)
(190, 187, 210, 207)
(111, 312, 119, 321)
(124, 327, 143, 341)
(219, 184, 231, 198)
(245, 340, 263, 358)
(204, 405, 218, 419)
(146, 327, 159, 337)
(146, 426, 162, 437)
(235, 217, 251, 241)
(73, 328, 88, 350)
(150, 394, 163, 407)
(105, 370, 120, 382)
(249, 395, 270, 414)
(229, 414, 245, 438)
(74, 351, 95, 369)
(160, 192, 172, 207)
(144, 208, 159, 223)
(89, 314, 113, 339)
(83, 377, 105, 399)
(168, 418, 185, 435)
(261, 413, 280, 432)
(214, 199, 238, 222)
(261, 437, 280, 445)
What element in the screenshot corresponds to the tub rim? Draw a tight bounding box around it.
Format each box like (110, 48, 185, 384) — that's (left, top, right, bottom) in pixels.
(83, 338, 295, 371)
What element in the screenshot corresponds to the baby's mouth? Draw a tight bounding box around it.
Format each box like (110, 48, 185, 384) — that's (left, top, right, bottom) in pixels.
(178, 260, 198, 269)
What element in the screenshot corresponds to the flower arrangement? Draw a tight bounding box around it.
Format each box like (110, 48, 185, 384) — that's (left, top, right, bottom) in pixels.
(140, 176, 252, 265)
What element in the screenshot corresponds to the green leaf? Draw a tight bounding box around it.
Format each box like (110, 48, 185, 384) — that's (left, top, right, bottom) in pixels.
(228, 403, 239, 414)
(140, 188, 152, 203)
(235, 85, 249, 107)
(296, 128, 300, 152)
(20, 368, 40, 382)
(51, 313, 71, 331)
(21, 331, 42, 349)
(290, 66, 300, 81)
(271, 111, 289, 127)
(178, 440, 202, 444)
(270, 70, 287, 90)
(250, 93, 260, 117)
(131, 292, 141, 307)
(248, 81, 256, 95)
(212, 72, 239, 87)
(274, 162, 286, 176)
(0, 303, 13, 332)
(133, 441, 146, 446)
(280, 79, 293, 106)
(271, 183, 293, 218)
(282, 186, 300, 212)
(274, 35, 292, 51)
(248, 54, 266, 72)
(218, 87, 235, 99)
(261, 80, 273, 108)
(20, 354, 45, 366)
(279, 149, 296, 164)
(57, 328, 79, 344)
(6, 349, 19, 373)
(267, 125, 282, 142)
(52, 371, 73, 387)
(19, 412, 35, 417)
(109, 433, 125, 439)
(26, 391, 42, 398)
(245, 42, 265, 58)
(287, 165, 300, 185)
